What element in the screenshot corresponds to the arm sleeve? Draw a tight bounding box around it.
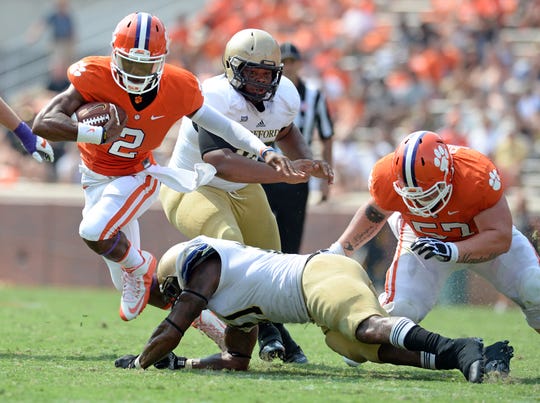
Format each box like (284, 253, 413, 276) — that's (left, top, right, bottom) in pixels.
(190, 103, 267, 157)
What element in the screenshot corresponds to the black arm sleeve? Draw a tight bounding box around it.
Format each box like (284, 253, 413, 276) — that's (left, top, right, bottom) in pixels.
(195, 121, 238, 158)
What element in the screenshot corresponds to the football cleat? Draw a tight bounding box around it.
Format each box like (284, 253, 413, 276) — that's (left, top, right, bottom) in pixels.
(484, 340, 514, 378)
(283, 347, 308, 364)
(453, 337, 485, 383)
(191, 309, 227, 351)
(259, 339, 285, 362)
(119, 251, 157, 321)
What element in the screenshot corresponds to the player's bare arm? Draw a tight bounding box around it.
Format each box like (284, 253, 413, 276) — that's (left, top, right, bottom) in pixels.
(136, 256, 221, 369)
(203, 148, 310, 184)
(32, 85, 86, 141)
(456, 196, 513, 263)
(335, 198, 392, 256)
(187, 326, 256, 371)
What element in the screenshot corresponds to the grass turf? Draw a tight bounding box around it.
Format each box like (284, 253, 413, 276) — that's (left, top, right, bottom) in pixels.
(0, 286, 538, 402)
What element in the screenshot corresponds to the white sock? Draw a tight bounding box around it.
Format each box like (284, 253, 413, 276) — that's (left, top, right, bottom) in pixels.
(389, 317, 416, 349)
(118, 244, 144, 270)
(420, 352, 437, 369)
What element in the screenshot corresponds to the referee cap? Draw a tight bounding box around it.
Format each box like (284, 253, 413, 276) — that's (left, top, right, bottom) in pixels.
(280, 42, 301, 61)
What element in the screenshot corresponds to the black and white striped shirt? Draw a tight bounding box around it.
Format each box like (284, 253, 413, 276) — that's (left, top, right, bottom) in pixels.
(294, 79, 334, 145)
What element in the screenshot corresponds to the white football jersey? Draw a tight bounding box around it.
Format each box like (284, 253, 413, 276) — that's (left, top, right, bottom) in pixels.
(168, 74, 300, 192)
(175, 236, 311, 329)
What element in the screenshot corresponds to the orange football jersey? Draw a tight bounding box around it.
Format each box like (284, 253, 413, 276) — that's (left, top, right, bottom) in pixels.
(370, 146, 504, 242)
(68, 56, 204, 176)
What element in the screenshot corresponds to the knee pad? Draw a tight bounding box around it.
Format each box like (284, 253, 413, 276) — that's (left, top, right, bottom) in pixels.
(79, 217, 102, 241)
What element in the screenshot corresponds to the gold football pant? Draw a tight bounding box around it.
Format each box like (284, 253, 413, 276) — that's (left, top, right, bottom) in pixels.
(160, 183, 280, 250)
(302, 254, 387, 363)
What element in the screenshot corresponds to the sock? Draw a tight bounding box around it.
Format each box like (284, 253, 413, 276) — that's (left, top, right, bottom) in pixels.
(389, 318, 417, 349)
(118, 243, 144, 270)
(390, 317, 454, 358)
(420, 352, 437, 370)
(274, 323, 300, 354)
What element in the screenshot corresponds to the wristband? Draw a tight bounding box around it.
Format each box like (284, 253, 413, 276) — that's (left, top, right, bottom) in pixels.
(447, 242, 459, 262)
(77, 123, 104, 144)
(133, 356, 142, 369)
(13, 121, 37, 152)
(260, 146, 275, 160)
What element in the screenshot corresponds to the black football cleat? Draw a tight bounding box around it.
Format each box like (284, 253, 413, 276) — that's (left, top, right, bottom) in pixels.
(484, 340, 514, 378)
(283, 347, 308, 364)
(453, 337, 485, 383)
(259, 339, 285, 362)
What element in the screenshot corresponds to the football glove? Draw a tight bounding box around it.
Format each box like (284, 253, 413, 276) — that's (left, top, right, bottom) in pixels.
(114, 354, 139, 369)
(410, 237, 459, 262)
(13, 121, 54, 163)
(153, 352, 188, 370)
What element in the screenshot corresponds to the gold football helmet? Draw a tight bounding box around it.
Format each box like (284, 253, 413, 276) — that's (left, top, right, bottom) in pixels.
(222, 29, 283, 102)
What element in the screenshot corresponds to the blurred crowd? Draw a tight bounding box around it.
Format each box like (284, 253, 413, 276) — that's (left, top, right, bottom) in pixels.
(2, 1, 540, 225)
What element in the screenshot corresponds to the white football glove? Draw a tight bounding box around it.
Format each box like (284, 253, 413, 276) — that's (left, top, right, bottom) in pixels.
(13, 121, 54, 163)
(410, 237, 458, 262)
(32, 135, 55, 163)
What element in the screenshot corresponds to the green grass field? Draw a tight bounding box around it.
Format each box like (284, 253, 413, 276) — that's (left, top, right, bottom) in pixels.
(1, 286, 538, 402)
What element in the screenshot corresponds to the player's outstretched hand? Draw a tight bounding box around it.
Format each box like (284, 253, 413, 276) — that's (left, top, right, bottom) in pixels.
(13, 121, 54, 162)
(115, 354, 138, 369)
(411, 237, 458, 262)
(262, 148, 295, 173)
(32, 135, 55, 163)
(311, 160, 334, 184)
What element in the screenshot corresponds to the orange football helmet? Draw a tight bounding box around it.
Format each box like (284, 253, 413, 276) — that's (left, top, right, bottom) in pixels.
(110, 12, 169, 94)
(392, 131, 454, 217)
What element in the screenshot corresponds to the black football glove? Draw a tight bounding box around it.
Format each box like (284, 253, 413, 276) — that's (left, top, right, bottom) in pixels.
(153, 352, 187, 370)
(115, 354, 139, 369)
(411, 237, 458, 262)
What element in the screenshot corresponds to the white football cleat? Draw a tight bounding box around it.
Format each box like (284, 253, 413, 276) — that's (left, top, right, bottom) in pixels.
(192, 309, 227, 351)
(119, 251, 156, 321)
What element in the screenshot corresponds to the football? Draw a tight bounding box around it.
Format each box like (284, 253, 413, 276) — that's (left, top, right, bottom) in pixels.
(71, 102, 127, 127)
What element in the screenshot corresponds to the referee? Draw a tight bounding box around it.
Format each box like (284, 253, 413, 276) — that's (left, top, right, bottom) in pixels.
(262, 42, 334, 254)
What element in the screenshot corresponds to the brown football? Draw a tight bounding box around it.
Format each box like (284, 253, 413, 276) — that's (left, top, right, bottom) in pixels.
(71, 102, 127, 126)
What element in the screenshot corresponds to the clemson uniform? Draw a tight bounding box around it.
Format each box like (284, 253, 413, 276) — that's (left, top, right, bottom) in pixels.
(69, 56, 216, 290)
(371, 146, 540, 327)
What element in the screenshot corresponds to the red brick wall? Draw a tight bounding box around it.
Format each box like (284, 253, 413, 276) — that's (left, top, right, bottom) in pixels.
(0, 188, 510, 307)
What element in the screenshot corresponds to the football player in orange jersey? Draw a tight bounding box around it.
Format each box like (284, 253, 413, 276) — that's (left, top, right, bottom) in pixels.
(0, 96, 54, 163)
(32, 12, 300, 322)
(327, 130, 534, 375)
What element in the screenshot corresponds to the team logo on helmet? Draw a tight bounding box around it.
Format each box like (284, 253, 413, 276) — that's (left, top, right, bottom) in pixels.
(110, 12, 169, 94)
(392, 131, 454, 217)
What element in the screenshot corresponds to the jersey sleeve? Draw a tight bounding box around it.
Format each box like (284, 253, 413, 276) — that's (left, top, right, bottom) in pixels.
(369, 153, 403, 211)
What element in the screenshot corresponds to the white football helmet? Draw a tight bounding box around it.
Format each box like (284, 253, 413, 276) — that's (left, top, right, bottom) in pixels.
(392, 131, 454, 217)
(222, 29, 283, 102)
(110, 12, 169, 94)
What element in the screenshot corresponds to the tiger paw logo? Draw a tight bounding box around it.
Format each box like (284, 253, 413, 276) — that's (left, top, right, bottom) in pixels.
(69, 61, 87, 77)
(434, 145, 449, 172)
(488, 169, 501, 190)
